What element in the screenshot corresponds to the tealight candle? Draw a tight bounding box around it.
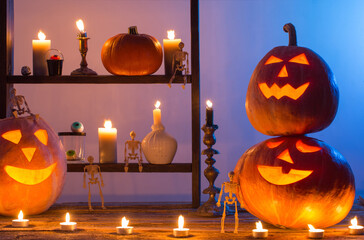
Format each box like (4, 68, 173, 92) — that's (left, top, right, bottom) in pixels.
(348, 216, 364, 235)
(163, 30, 181, 75)
(308, 224, 324, 239)
(98, 120, 117, 163)
(60, 212, 77, 231)
(32, 30, 51, 76)
(116, 217, 133, 235)
(252, 221, 268, 239)
(12, 210, 29, 227)
(173, 215, 189, 238)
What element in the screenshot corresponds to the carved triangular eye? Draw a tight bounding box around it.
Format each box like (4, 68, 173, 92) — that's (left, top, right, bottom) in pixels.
(289, 53, 309, 65)
(265, 55, 283, 65)
(34, 129, 48, 146)
(296, 140, 321, 153)
(266, 140, 284, 148)
(2, 130, 22, 144)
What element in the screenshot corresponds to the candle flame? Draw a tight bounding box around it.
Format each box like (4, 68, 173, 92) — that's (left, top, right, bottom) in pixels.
(65, 212, 70, 223)
(167, 30, 175, 40)
(38, 31, 46, 40)
(18, 210, 23, 220)
(178, 215, 184, 229)
(104, 120, 112, 129)
(308, 224, 315, 231)
(121, 217, 129, 228)
(256, 221, 263, 230)
(351, 216, 358, 227)
(206, 100, 213, 108)
(76, 19, 85, 32)
(155, 101, 161, 109)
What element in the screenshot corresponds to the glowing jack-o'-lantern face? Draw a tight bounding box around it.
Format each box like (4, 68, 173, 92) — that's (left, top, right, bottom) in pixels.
(234, 136, 355, 229)
(246, 23, 339, 136)
(0, 116, 66, 217)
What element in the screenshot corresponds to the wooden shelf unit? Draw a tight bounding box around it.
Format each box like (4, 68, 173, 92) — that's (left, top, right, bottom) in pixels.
(0, 0, 201, 208)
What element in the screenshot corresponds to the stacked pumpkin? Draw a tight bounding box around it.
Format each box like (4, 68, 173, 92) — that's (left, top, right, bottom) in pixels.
(234, 23, 355, 229)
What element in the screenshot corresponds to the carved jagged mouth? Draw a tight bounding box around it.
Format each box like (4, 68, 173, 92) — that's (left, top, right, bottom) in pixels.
(257, 165, 313, 185)
(4, 163, 57, 185)
(259, 82, 309, 100)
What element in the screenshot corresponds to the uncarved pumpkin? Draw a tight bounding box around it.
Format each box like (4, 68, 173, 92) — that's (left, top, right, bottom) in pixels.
(0, 116, 66, 216)
(101, 26, 163, 76)
(246, 23, 339, 136)
(234, 136, 355, 229)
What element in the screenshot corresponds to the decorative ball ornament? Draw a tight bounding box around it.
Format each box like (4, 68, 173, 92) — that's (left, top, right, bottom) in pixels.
(71, 121, 84, 133)
(101, 26, 163, 76)
(245, 23, 339, 136)
(0, 116, 66, 216)
(21, 66, 31, 76)
(234, 136, 355, 229)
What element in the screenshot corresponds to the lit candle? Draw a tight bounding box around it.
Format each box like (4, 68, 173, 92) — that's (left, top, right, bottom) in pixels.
(163, 30, 181, 75)
(98, 120, 117, 163)
(173, 215, 189, 238)
(116, 217, 134, 235)
(348, 216, 364, 235)
(76, 19, 87, 37)
(252, 221, 268, 239)
(308, 224, 324, 239)
(60, 212, 77, 231)
(12, 210, 29, 227)
(32, 30, 51, 76)
(206, 100, 213, 126)
(153, 101, 162, 126)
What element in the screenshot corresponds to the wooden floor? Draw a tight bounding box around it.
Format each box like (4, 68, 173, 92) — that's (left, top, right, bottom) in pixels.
(0, 201, 364, 239)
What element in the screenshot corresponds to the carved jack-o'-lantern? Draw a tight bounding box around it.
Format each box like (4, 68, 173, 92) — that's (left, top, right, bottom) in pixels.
(234, 136, 355, 229)
(0, 116, 66, 216)
(246, 23, 339, 136)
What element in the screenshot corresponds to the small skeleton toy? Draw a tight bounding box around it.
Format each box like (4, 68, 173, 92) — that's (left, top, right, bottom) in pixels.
(83, 156, 106, 211)
(124, 131, 143, 172)
(217, 171, 243, 233)
(169, 42, 189, 89)
(10, 89, 32, 117)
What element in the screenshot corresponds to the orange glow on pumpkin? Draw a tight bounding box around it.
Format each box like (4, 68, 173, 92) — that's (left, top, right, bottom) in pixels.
(21, 148, 36, 162)
(278, 65, 288, 77)
(1, 130, 22, 144)
(264, 55, 283, 65)
(289, 53, 309, 65)
(34, 129, 48, 146)
(296, 140, 322, 153)
(257, 165, 313, 185)
(277, 149, 293, 164)
(4, 163, 57, 185)
(258, 82, 309, 100)
(266, 140, 284, 148)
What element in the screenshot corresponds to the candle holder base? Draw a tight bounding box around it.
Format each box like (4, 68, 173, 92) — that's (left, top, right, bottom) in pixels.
(71, 67, 97, 75)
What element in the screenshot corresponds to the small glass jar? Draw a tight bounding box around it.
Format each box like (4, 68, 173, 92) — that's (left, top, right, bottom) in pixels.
(58, 132, 86, 161)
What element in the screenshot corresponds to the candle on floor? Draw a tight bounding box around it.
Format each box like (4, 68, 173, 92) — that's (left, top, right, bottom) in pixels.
(173, 215, 189, 238)
(163, 30, 181, 75)
(60, 212, 77, 231)
(252, 221, 268, 239)
(12, 210, 29, 227)
(32, 30, 51, 76)
(348, 216, 364, 235)
(98, 120, 117, 163)
(116, 217, 133, 235)
(206, 100, 213, 126)
(153, 101, 162, 126)
(308, 224, 324, 239)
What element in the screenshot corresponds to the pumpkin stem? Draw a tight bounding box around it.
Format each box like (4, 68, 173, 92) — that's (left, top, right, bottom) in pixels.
(128, 26, 138, 35)
(283, 23, 297, 46)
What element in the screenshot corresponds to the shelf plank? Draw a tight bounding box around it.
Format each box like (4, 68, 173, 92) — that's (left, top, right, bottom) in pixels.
(7, 75, 191, 84)
(67, 163, 192, 172)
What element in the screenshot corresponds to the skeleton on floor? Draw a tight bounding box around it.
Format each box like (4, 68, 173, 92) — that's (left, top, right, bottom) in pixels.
(217, 171, 243, 233)
(168, 42, 189, 89)
(83, 156, 106, 211)
(124, 131, 143, 172)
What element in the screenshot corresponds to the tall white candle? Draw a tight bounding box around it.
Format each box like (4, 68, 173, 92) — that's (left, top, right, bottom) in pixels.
(163, 30, 181, 75)
(32, 30, 51, 76)
(98, 120, 117, 163)
(153, 101, 162, 126)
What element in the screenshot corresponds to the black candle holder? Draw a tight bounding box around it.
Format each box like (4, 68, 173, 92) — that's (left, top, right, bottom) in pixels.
(71, 36, 97, 75)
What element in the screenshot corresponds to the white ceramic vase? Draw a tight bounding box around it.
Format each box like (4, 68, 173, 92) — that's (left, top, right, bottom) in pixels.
(141, 123, 177, 164)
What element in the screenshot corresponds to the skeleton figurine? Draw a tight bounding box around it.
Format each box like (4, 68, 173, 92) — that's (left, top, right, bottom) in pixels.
(217, 171, 243, 233)
(10, 89, 32, 117)
(169, 42, 189, 89)
(83, 156, 106, 211)
(124, 131, 143, 172)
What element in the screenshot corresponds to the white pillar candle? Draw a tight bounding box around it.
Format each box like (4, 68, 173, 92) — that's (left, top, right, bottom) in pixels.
(348, 216, 364, 235)
(252, 221, 268, 238)
(98, 120, 117, 163)
(60, 212, 77, 231)
(308, 224, 324, 239)
(163, 30, 181, 75)
(153, 101, 162, 126)
(32, 30, 51, 76)
(12, 210, 29, 227)
(116, 217, 133, 235)
(173, 215, 189, 238)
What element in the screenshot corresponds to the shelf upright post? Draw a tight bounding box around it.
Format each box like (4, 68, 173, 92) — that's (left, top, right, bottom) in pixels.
(0, 0, 14, 119)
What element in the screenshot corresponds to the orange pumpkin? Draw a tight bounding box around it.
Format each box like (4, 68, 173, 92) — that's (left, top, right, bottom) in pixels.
(101, 26, 163, 76)
(0, 116, 66, 216)
(246, 23, 338, 136)
(234, 136, 355, 229)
